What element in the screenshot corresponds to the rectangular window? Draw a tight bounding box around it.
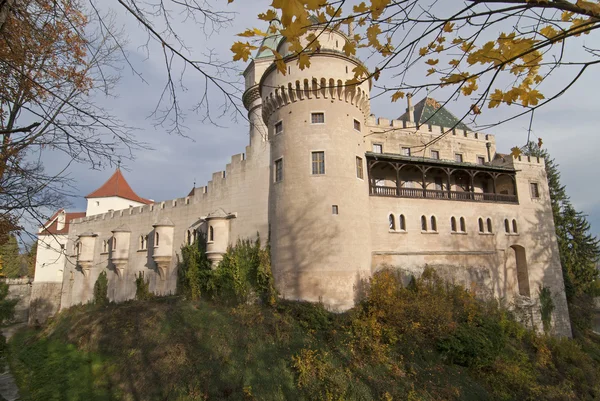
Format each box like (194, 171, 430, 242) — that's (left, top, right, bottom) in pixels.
(356, 156, 363, 179)
(274, 158, 283, 182)
(275, 121, 283, 135)
(353, 119, 361, 131)
(477, 156, 486, 165)
(311, 112, 325, 124)
(455, 153, 463, 163)
(431, 150, 439, 159)
(372, 144, 382, 153)
(312, 151, 325, 174)
(332, 205, 339, 215)
(530, 182, 540, 198)
(402, 147, 411, 156)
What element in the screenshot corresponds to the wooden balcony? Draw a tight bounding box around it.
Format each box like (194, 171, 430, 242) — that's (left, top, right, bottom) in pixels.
(370, 185, 518, 203)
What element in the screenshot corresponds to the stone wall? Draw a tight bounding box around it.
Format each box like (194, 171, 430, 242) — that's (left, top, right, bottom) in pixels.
(0, 278, 31, 324)
(28, 282, 63, 325)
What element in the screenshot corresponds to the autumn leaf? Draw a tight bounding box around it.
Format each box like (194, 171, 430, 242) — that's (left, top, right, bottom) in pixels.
(419, 47, 428, 57)
(237, 28, 267, 37)
(488, 89, 503, 108)
(231, 41, 257, 61)
(366, 24, 382, 48)
(298, 53, 310, 70)
(343, 40, 356, 56)
(443, 22, 455, 32)
(373, 67, 381, 81)
(448, 59, 460, 67)
(510, 147, 522, 158)
(258, 9, 278, 21)
(427, 68, 436, 76)
(391, 91, 405, 102)
(353, 2, 369, 13)
(470, 104, 481, 115)
(425, 59, 439, 66)
(538, 137, 543, 148)
(520, 89, 544, 107)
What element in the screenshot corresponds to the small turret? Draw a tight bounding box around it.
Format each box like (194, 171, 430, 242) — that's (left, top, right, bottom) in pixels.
(203, 209, 237, 267)
(76, 231, 97, 277)
(110, 225, 131, 278)
(152, 217, 175, 280)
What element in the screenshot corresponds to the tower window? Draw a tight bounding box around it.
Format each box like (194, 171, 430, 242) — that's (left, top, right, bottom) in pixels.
(431, 216, 438, 232)
(332, 205, 339, 215)
(140, 235, 146, 250)
(311, 151, 325, 175)
(389, 214, 395, 230)
(460, 217, 466, 232)
(399, 214, 406, 231)
(431, 150, 439, 160)
(372, 143, 383, 153)
(102, 240, 108, 253)
(354, 119, 361, 131)
(477, 156, 486, 165)
(421, 215, 427, 231)
(356, 157, 363, 179)
(112, 237, 116, 250)
(209, 226, 214, 242)
(155, 232, 159, 247)
(451, 217, 457, 232)
(311, 112, 325, 124)
(487, 218, 493, 233)
(512, 219, 518, 234)
(504, 219, 510, 233)
(478, 218, 484, 233)
(455, 153, 463, 163)
(275, 121, 283, 135)
(402, 147, 411, 156)
(530, 182, 540, 198)
(274, 158, 283, 182)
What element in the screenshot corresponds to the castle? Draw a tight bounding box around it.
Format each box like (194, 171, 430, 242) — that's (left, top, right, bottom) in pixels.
(31, 23, 572, 337)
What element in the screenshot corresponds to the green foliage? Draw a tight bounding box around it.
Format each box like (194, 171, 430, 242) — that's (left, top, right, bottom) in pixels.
(26, 241, 37, 279)
(134, 271, 152, 301)
(0, 235, 22, 278)
(539, 286, 555, 334)
(0, 281, 17, 358)
(178, 234, 276, 305)
(93, 271, 109, 306)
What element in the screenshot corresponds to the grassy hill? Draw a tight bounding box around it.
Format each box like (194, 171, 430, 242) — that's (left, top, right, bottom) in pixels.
(7, 270, 600, 401)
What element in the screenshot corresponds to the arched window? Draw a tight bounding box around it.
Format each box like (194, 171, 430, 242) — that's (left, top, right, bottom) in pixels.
(512, 219, 518, 234)
(155, 232, 159, 247)
(389, 214, 396, 230)
(421, 215, 427, 231)
(451, 217, 457, 232)
(431, 216, 437, 232)
(460, 217, 466, 232)
(487, 218, 493, 233)
(112, 237, 116, 250)
(504, 219, 510, 233)
(102, 240, 108, 253)
(399, 214, 406, 231)
(209, 226, 214, 242)
(478, 218, 484, 233)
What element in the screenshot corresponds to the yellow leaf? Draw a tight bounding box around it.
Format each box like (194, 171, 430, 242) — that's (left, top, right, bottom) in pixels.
(452, 38, 463, 45)
(373, 67, 381, 81)
(435, 45, 444, 52)
(443, 22, 455, 33)
(510, 147, 522, 158)
(520, 89, 544, 107)
(325, 5, 338, 18)
(471, 104, 481, 115)
(448, 59, 460, 67)
(366, 24, 382, 48)
(271, 49, 287, 75)
(298, 53, 310, 70)
(258, 9, 278, 21)
(426, 68, 436, 76)
(353, 2, 369, 13)
(419, 47, 428, 57)
(561, 11, 574, 21)
(343, 40, 356, 56)
(461, 79, 478, 96)
(391, 91, 405, 102)
(488, 89, 503, 108)
(237, 28, 267, 37)
(538, 137, 543, 148)
(539, 25, 558, 39)
(231, 41, 257, 62)
(425, 59, 439, 66)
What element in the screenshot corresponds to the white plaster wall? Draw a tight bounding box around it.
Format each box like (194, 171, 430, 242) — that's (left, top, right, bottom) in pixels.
(34, 234, 68, 283)
(86, 196, 147, 217)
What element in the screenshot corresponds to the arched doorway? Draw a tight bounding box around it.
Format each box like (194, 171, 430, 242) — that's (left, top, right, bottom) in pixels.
(511, 245, 530, 297)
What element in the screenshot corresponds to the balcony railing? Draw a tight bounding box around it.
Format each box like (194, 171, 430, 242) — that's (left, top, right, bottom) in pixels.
(370, 186, 518, 203)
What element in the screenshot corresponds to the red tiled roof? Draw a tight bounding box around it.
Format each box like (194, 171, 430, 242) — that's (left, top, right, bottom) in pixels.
(39, 209, 86, 236)
(85, 168, 152, 204)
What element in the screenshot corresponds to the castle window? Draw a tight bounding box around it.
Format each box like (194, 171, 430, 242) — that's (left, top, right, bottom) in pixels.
(451, 217, 457, 232)
(311, 151, 325, 175)
(487, 218, 493, 233)
(209, 226, 214, 242)
(431, 216, 437, 232)
(275, 121, 283, 135)
(372, 143, 382, 154)
(477, 156, 486, 165)
(155, 232, 159, 247)
(332, 205, 339, 215)
(311, 112, 325, 124)
(356, 157, 363, 179)
(504, 219, 510, 233)
(95, 201, 100, 207)
(431, 150, 439, 160)
(530, 182, 540, 199)
(187, 230, 192, 245)
(389, 214, 395, 230)
(399, 214, 406, 231)
(402, 147, 411, 156)
(478, 218, 484, 233)
(512, 219, 518, 234)
(421, 215, 427, 231)
(102, 240, 108, 253)
(112, 237, 116, 250)
(274, 158, 283, 182)
(460, 217, 466, 232)
(354, 119, 361, 131)
(140, 235, 146, 250)
(455, 153, 463, 163)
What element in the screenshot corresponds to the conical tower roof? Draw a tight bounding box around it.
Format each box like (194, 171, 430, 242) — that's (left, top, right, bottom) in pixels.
(398, 97, 472, 131)
(85, 168, 152, 204)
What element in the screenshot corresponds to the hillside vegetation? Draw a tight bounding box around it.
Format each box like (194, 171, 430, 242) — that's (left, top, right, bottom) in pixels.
(8, 266, 600, 401)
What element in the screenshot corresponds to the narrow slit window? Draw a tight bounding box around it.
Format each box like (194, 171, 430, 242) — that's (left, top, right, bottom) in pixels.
(512, 219, 518, 234)
(311, 112, 325, 124)
(478, 218, 484, 233)
(399, 214, 406, 231)
(356, 157, 363, 179)
(311, 151, 325, 175)
(332, 205, 339, 215)
(389, 214, 395, 230)
(530, 182, 540, 198)
(451, 217, 457, 232)
(354, 119, 361, 131)
(431, 150, 439, 160)
(487, 218, 493, 233)
(209, 226, 214, 242)
(155, 232, 159, 247)
(275, 121, 283, 135)
(421, 215, 427, 231)
(504, 219, 510, 233)
(112, 237, 116, 250)
(460, 217, 466, 232)
(274, 158, 283, 182)
(431, 216, 437, 232)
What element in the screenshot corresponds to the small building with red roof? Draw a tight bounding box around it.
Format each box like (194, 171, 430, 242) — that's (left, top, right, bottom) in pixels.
(85, 168, 152, 216)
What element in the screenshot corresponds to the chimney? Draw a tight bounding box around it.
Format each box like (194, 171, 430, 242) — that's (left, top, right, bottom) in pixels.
(406, 94, 414, 123)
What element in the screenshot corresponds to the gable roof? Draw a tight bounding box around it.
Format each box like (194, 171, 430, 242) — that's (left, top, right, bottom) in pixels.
(85, 168, 152, 204)
(398, 97, 472, 131)
(39, 209, 86, 236)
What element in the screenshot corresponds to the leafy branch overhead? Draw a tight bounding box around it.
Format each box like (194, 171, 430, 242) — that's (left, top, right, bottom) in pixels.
(230, 0, 600, 118)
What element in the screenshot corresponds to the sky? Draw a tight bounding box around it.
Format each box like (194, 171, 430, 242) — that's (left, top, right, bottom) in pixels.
(33, 0, 600, 240)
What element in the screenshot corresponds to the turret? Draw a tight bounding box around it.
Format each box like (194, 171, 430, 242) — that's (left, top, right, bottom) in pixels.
(110, 225, 131, 278)
(152, 217, 175, 280)
(203, 209, 236, 266)
(76, 231, 97, 277)
(262, 23, 372, 310)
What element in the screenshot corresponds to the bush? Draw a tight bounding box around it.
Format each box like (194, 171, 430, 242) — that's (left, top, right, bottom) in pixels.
(135, 272, 152, 301)
(93, 271, 109, 306)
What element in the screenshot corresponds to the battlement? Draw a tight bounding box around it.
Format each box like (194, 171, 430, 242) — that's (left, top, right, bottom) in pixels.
(366, 115, 496, 143)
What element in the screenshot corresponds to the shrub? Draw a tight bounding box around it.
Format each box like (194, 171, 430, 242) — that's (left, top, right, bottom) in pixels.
(539, 286, 555, 334)
(93, 271, 109, 306)
(135, 271, 152, 301)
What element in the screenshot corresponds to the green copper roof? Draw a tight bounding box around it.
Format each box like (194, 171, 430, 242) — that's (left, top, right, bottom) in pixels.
(398, 97, 472, 131)
(255, 34, 283, 59)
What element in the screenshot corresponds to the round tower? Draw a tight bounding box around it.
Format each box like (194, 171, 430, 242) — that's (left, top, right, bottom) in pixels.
(262, 26, 372, 310)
